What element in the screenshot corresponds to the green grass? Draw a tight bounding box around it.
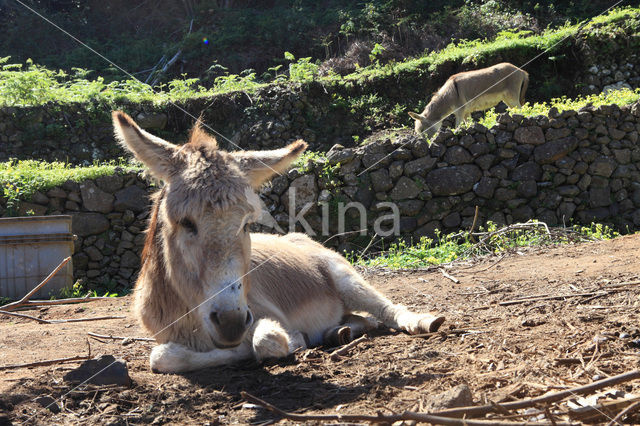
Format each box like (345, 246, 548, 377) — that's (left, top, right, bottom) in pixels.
(479, 87, 640, 128)
(0, 6, 638, 107)
(351, 222, 620, 269)
(0, 159, 141, 212)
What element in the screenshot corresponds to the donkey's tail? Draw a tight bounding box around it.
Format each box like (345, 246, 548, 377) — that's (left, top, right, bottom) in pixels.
(520, 71, 529, 106)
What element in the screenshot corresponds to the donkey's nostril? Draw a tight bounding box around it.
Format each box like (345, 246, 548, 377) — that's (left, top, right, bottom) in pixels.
(245, 310, 253, 326)
(210, 312, 220, 325)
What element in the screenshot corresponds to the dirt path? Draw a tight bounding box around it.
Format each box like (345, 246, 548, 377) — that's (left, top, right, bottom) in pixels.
(1, 235, 640, 425)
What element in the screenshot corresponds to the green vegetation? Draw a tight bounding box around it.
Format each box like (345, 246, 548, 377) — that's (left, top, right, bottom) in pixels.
(0, 159, 140, 214)
(56, 279, 126, 300)
(2, 0, 614, 82)
(1, 6, 638, 108)
(351, 222, 620, 269)
(479, 87, 640, 128)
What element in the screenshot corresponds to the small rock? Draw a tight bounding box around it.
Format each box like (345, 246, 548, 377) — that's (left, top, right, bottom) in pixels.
(35, 395, 60, 413)
(63, 355, 131, 386)
(424, 384, 474, 411)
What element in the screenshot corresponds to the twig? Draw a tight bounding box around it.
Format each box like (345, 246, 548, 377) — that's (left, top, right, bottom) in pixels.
(50, 316, 125, 324)
(0, 355, 90, 371)
(240, 392, 573, 425)
(607, 400, 640, 426)
(2, 296, 114, 311)
(499, 291, 614, 306)
(0, 256, 70, 311)
(433, 369, 640, 418)
(330, 335, 368, 360)
(0, 309, 51, 324)
(0, 310, 122, 324)
(469, 205, 479, 243)
(439, 268, 460, 284)
(87, 332, 155, 342)
(555, 353, 613, 365)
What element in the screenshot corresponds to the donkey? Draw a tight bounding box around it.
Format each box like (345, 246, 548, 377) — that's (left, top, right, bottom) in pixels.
(112, 111, 445, 373)
(409, 62, 529, 138)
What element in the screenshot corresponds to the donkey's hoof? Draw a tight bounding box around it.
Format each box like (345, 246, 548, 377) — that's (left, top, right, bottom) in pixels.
(398, 312, 445, 335)
(253, 330, 290, 361)
(323, 325, 352, 347)
(150, 342, 191, 374)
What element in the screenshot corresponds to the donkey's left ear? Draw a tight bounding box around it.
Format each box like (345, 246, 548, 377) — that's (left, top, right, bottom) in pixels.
(233, 140, 307, 188)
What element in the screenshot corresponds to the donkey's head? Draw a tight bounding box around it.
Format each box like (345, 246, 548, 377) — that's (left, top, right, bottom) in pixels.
(408, 111, 440, 139)
(113, 111, 306, 348)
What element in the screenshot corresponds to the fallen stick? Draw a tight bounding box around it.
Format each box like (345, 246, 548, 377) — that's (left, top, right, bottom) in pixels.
(329, 335, 368, 360)
(0, 309, 51, 324)
(50, 316, 125, 324)
(0, 355, 90, 371)
(555, 353, 613, 365)
(439, 268, 460, 284)
(499, 291, 614, 306)
(240, 392, 573, 425)
(0, 310, 123, 324)
(2, 296, 114, 310)
(607, 399, 640, 426)
(87, 332, 155, 342)
(0, 256, 70, 311)
(433, 369, 640, 418)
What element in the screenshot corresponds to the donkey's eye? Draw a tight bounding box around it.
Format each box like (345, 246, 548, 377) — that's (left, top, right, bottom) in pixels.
(179, 218, 197, 235)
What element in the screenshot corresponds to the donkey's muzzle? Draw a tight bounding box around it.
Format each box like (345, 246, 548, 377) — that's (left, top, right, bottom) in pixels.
(210, 309, 253, 346)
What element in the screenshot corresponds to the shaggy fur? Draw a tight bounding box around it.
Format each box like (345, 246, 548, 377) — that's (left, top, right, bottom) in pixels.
(409, 62, 529, 138)
(112, 111, 445, 373)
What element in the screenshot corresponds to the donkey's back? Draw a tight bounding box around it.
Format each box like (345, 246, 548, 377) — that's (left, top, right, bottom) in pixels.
(452, 62, 528, 110)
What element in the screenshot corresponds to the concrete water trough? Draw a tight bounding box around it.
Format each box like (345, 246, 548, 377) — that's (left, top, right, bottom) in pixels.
(0, 215, 74, 300)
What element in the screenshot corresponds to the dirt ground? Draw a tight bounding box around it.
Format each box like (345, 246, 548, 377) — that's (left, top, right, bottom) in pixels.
(2, 234, 640, 425)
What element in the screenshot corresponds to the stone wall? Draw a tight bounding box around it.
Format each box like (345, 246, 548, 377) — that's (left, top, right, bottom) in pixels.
(3, 101, 640, 288)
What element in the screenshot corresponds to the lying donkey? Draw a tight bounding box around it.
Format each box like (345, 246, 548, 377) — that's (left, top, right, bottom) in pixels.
(409, 62, 529, 138)
(112, 111, 445, 373)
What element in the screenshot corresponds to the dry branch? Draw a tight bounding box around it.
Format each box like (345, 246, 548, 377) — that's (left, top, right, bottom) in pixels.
(499, 291, 615, 306)
(329, 335, 368, 360)
(433, 369, 640, 418)
(0, 355, 90, 371)
(3, 296, 114, 310)
(0, 309, 51, 324)
(241, 392, 574, 425)
(439, 268, 460, 284)
(87, 332, 155, 342)
(607, 399, 640, 426)
(0, 309, 123, 324)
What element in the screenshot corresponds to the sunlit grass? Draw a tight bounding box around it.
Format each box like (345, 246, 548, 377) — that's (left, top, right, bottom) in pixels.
(351, 222, 620, 269)
(479, 87, 640, 128)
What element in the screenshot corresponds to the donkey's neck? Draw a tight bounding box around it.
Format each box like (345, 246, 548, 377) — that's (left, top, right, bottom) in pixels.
(423, 83, 457, 122)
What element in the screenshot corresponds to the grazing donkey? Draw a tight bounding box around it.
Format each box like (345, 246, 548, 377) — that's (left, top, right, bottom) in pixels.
(112, 111, 445, 373)
(409, 62, 528, 138)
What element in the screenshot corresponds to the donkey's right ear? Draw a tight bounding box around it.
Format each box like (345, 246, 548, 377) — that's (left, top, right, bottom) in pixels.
(112, 111, 179, 181)
(408, 111, 425, 121)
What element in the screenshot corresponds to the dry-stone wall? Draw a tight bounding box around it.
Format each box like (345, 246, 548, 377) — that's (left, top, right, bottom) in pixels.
(579, 54, 640, 95)
(3, 101, 640, 287)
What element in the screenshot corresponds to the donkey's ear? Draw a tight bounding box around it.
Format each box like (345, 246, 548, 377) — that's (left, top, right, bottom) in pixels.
(233, 140, 307, 188)
(408, 111, 425, 121)
(112, 111, 179, 181)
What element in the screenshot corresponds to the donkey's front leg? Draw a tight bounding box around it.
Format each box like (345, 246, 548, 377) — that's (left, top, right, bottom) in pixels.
(252, 318, 307, 361)
(150, 341, 252, 373)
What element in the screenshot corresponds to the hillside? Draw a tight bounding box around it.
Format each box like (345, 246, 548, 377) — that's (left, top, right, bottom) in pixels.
(0, 0, 628, 82)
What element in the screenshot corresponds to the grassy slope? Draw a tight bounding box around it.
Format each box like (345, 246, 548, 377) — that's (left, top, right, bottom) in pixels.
(0, 7, 638, 107)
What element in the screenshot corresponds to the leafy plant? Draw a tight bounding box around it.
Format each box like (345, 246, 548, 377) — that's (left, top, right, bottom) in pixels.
(352, 221, 620, 269)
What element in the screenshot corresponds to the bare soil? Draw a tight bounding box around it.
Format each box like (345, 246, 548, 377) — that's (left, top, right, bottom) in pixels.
(2, 235, 640, 425)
